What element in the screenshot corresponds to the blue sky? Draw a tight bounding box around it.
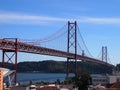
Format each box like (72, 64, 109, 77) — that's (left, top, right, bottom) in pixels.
(0, 0, 120, 65)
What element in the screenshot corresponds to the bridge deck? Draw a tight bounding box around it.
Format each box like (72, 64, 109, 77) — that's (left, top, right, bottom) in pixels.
(0, 39, 114, 67)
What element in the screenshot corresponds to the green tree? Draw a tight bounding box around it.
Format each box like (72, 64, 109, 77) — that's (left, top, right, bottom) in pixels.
(74, 70, 91, 90)
(56, 79, 60, 84)
(64, 77, 73, 84)
(29, 80, 33, 85)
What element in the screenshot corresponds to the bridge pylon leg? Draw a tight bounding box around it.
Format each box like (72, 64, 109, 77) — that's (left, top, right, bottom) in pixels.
(2, 38, 18, 84)
(66, 58, 69, 78)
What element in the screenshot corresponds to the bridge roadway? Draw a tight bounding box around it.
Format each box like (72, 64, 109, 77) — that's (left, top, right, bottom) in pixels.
(0, 39, 114, 67)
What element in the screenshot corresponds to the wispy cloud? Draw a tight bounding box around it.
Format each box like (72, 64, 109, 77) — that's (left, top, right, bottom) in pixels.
(0, 11, 120, 25)
(0, 11, 67, 25)
(79, 17, 120, 24)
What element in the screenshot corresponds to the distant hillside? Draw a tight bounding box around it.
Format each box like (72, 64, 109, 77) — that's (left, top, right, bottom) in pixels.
(0, 60, 113, 74)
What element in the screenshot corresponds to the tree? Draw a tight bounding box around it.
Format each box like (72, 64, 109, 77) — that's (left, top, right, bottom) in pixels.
(29, 80, 33, 85)
(64, 77, 73, 84)
(74, 70, 92, 90)
(56, 79, 60, 84)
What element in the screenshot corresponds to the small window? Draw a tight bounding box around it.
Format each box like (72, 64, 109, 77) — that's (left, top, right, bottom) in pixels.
(117, 78, 120, 82)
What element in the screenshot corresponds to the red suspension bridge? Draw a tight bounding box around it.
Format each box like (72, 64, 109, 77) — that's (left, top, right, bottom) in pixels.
(0, 21, 114, 83)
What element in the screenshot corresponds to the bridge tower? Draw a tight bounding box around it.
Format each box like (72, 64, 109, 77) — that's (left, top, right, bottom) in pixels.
(102, 46, 107, 63)
(2, 38, 18, 84)
(67, 21, 77, 78)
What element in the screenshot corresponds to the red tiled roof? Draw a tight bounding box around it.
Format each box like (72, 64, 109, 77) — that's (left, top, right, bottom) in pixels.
(110, 82, 120, 88)
(36, 86, 57, 90)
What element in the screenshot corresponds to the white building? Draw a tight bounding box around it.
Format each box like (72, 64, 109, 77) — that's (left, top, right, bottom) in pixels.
(0, 67, 15, 87)
(91, 70, 120, 86)
(107, 75, 120, 84)
(91, 75, 107, 86)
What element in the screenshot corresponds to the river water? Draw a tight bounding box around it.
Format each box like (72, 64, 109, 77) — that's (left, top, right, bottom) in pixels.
(17, 73, 74, 84)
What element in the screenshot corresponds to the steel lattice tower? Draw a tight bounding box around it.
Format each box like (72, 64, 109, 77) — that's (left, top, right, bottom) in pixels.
(102, 46, 107, 63)
(2, 38, 18, 84)
(67, 21, 77, 78)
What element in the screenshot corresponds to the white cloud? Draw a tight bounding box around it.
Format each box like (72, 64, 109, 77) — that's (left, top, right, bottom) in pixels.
(0, 11, 120, 25)
(79, 17, 120, 24)
(0, 12, 67, 25)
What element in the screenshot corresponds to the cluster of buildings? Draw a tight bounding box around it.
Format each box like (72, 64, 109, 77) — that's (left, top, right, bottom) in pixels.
(27, 69, 120, 90)
(89, 69, 120, 90)
(91, 69, 120, 86)
(1, 67, 120, 90)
